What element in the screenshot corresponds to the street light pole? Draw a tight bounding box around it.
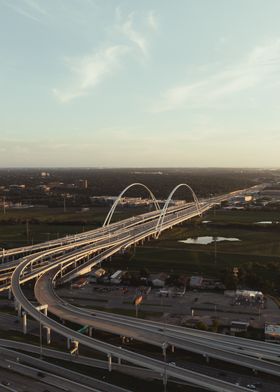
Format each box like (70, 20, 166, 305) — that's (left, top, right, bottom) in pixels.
(39, 310, 43, 359)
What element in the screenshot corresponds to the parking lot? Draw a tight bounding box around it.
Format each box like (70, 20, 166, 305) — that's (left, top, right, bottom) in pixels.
(57, 283, 280, 328)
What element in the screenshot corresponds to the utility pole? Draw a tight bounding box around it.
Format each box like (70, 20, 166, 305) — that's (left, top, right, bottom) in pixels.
(3, 196, 6, 215)
(39, 310, 43, 359)
(26, 220, 29, 244)
(63, 195, 66, 213)
(214, 236, 217, 265)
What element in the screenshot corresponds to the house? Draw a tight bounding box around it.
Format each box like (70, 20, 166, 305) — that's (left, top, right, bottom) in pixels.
(110, 270, 123, 284)
(230, 321, 249, 333)
(88, 268, 106, 283)
(265, 324, 280, 343)
(150, 272, 169, 287)
(190, 276, 203, 289)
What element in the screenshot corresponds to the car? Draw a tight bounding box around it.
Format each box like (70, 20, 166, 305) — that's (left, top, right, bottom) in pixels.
(246, 385, 256, 390)
(169, 362, 176, 366)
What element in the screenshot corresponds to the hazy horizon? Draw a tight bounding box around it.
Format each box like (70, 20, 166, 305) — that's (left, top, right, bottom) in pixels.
(1, 0, 280, 167)
(0, 166, 278, 170)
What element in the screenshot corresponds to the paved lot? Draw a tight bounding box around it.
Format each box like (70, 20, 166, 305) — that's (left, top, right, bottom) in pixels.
(57, 284, 280, 327)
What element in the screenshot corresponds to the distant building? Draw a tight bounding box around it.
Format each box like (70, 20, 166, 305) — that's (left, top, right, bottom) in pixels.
(230, 321, 249, 333)
(150, 272, 169, 287)
(79, 179, 88, 189)
(265, 324, 280, 343)
(159, 288, 171, 297)
(235, 290, 264, 301)
(90, 196, 117, 206)
(90, 195, 161, 208)
(71, 278, 88, 289)
(260, 189, 280, 199)
(41, 171, 50, 177)
(190, 276, 203, 289)
(88, 268, 106, 283)
(47, 182, 64, 189)
(90, 268, 106, 278)
(9, 184, 25, 190)
(228, 195, 252, 204)
(110, 270, 123, 284)
(36, 185, 50, 192)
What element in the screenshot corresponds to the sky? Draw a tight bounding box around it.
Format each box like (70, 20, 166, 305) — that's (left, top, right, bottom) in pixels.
(1, 0, 280, 168)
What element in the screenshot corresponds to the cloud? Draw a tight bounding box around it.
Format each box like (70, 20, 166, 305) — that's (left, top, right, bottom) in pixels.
(3, 0, 47, 22)
(152, 39, 280, 112)
(53, 7, 158, 103)
(147, 11, 158, 32)
(118, 11, 148, 56)
(53, 45, 129, 103)
(23, 0, 46, 15)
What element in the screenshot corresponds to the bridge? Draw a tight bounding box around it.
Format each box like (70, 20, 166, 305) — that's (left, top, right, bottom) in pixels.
(1, 182, 276, 392)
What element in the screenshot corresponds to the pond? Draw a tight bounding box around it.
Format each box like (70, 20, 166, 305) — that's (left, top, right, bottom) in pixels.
(255, 221, 279, 225)
(179, 236, 240, 245)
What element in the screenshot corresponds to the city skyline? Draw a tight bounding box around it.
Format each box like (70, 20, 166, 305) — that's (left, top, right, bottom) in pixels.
(1, 0, 280, 167)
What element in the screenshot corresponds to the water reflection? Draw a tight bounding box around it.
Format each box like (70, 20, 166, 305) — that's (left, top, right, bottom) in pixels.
(179, 236, 240, 245)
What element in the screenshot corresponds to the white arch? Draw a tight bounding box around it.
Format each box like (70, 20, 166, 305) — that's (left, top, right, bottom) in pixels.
(103, 183, 160, 227)
(155, 183, 201, 238)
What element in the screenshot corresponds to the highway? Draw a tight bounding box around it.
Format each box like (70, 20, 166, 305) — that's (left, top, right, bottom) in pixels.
(34, 268, 280, 377)
(0, 339, 159, 381)
(2, 183, 271, 391)
(0, 346, 130, 392)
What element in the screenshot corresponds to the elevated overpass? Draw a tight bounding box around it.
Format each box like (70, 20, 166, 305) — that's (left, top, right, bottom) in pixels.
(1, 182, 272, 392)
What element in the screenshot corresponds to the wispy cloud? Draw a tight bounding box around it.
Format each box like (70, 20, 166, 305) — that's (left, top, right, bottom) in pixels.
(147, 11, 158, 32)
(152, 39, 280, 112)
(3, 0, 47, 22)
(117, 11, 148, 56)
(23, 0, 46, 15)
(53, 45, 129, 103)
(53, 8, 158, 103)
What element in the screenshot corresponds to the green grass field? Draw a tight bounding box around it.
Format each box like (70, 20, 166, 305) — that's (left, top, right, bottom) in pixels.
(2, 207, 280, 290)
(110, 210, 280, 287)
(0, 206, 146, 248)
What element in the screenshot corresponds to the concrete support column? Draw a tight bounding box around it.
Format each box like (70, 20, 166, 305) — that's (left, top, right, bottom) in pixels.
(118, 357, 121, 365)
(67, 337, 71, 350)
(108, 354, 112, 372)
(162, 343, 167, 362)
(43, 307, 47, 317)
(163, 373, 168, 390)
(8, 288, 12, 300)
(46, 327, 51, 345)
(17, 303, 22, 320)
(22, 312, 27, 335)
(204, 354, 210, 363)
(171, 345, 175, 353)
(88, 327, 93, 337)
